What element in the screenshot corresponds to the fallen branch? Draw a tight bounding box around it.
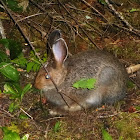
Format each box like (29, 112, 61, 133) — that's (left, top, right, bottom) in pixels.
(105, 0, 140, 37)
(127, 64, 140, 89)
(112, 23, 140, 37)
(97, 112, 118, 118)
(20, 108, 33, 120)
(126, 64, 140, 74)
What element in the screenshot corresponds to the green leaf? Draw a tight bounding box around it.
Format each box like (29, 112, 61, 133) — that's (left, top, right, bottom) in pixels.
(3, 83, 22, 99)
(19, 114, 28, 119)
(0, 39, 9, 48)
(54, 121, 61, 132)
(4, 83, 18, 95)
(98, 0, 106, 5)
(102, 129, 113, 140)
(32, 63, 38, 72)
(127, 80, 135, 88)
(4, 82, 31, 100)
(26, 62, 35, 72)
(8, 102, 19, 113)
(73, 78, 96, 90)
(135, 106, 140, 110)
(0, 51, 10, 63)
(9, 102, 15, 113)
(2, 127, 20, 140)
(36, 64, 41, 71)
(0, 62, 19, 82)
(21, 134, 29, 140)
(12, 53, 28, 67)
(21, 83, 32, 100)
(129, 8, 140, 13)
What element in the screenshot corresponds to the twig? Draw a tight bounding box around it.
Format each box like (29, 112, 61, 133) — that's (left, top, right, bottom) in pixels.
(105, 0, 140, 36)
(66, 4, 102, 36)
(129, 77, 140, 89)
(40, 116, 65, 122)
(57, 0, 101, 50)
(0, 108, 14, 118)
(66, 3, 99, 16)
(29, 0, 52, 19)
(44, 123, 50, 139)
(112, 23, 140, 37)
(97, 112, 118, 118)
(80, 0, 108, 22)
(17, 12, 46, 22)
(20, 108, 33, 120)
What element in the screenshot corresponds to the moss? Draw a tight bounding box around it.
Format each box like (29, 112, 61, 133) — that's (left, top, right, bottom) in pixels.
(114, 112, 139, 139)
(47, 121, 73, 140)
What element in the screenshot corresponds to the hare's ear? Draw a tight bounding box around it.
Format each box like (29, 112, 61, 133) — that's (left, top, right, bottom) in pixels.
(52, 38, 68, 68)
(48, 30, 61, 47)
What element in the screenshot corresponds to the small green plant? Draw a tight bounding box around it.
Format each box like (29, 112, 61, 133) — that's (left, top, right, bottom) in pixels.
(53, 121, 61, 132)
(102, 129, 113, 140)
(11, 51, 42, 73)
(3, 0, 23, 12)
(73, 78, 96, 90)
(114, 112, 139, 139)
(11, 53, 28, 68)
(0, 39, 44, 73)
(1, 126, 29, 140)
(3, 82, 32, 112)
(129, 8, 140, 13)
(26, 50, 46, 72)
(0, 38, 46, 113)
(0, 42, 33, 112)
(48, 121, 72, 139)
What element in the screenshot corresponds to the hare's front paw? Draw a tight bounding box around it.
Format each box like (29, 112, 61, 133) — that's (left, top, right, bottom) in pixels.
(49, 110, 58, 116)
(49, 110, 60, 116)
(64, 104, 82, 112)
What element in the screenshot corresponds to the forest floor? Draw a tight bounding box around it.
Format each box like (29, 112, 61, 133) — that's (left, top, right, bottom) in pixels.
(0, 0, 140, 139)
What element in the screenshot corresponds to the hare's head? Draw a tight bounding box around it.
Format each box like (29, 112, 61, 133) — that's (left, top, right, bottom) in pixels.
(34, 30, 68, 91)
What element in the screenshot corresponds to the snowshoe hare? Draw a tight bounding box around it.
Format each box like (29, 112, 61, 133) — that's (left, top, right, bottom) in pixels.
(34, 30, 127, 112)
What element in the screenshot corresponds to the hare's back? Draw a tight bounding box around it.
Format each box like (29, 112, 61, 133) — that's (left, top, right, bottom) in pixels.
(65, 50, 125, 83)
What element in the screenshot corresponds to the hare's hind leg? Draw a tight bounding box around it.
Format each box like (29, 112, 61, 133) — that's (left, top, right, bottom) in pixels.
(86, 66, 122, 106)
(98, 66, 125, 104)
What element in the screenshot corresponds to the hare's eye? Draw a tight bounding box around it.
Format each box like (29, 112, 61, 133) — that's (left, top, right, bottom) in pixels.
(45, 74, 50, 79)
